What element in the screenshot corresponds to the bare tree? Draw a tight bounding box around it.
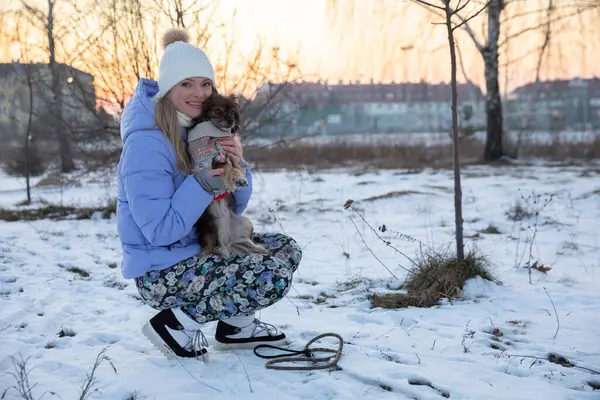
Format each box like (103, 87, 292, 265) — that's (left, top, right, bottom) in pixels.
(411, 0, 504, 161)
(1, 1, 117, 172)
(504, 0, 557, 157)
(0, 13, 47, 188)
(21, 65, 35, 203)
(69, 0, 161, 112)
(151, 0, 219, 34)
(482, 0, 504, 161)
(68, 0, 300, 140)
(413, 0, 490, 262)
(20, 0, 76, 172)
(325, 0, 599, 161)
(5, 0, 302, 169)
(422, 0, 600, 160)
(221, 44, 302, 140)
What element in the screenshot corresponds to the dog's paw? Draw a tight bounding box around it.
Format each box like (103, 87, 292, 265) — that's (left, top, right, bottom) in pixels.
(257, 244, 270, 254)
(234, 178, 248, 188)
(214, 246, 231, 259)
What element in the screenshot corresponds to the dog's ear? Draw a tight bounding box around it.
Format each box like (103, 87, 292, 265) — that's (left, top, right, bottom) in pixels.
(228, 93, 239, 104)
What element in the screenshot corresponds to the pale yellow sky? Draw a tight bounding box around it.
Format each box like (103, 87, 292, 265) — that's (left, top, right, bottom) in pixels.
(2, 0, 598, 97)
(209, 0, 599, 93)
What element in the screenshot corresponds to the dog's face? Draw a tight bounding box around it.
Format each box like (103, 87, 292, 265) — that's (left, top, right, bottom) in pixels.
(196, 94, 241, 133)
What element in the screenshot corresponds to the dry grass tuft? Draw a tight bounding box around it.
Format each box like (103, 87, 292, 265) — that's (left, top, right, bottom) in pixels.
(362, 190, 424, 201)
(58, 327, 76, 337)
(370, 248, 498, 309)
(547, 353, 574, 368)
(480, 225, 501, 234)
(404, 249, 496, 296)
(65, 266, 90, 278)
(370, 291, 442, 309)
(505, 201, 534, 221)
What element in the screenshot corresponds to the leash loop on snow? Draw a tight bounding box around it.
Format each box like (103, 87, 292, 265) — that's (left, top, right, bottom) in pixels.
(253, 332, 343, 371)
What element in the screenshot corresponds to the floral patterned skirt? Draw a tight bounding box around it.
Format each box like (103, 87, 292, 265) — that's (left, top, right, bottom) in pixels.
(135, 232, 302, 323)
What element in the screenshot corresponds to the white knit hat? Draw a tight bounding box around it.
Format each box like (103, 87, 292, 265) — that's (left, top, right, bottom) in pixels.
(155, 28, 216, 99)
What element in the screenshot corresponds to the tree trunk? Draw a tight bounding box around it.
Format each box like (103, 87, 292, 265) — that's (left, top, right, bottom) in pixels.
(445, 2, 464, 262)
(483, 0, 504, 161)
(25, 64, 34, 204)
(47, 0, 75, 173)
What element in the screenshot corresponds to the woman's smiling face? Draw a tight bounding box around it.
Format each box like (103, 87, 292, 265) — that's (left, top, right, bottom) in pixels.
(168, 77, 214, 118)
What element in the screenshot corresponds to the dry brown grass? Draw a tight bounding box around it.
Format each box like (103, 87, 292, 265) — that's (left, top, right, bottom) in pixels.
(370, 291, 443, 309)
(35, 173, 81, 188)
(245, 139, 484, 171)
(0, 201, 116, 222)
(362, 190, 424, 201)
(245, 136, 600, 171)
(505, 201, 534, 221)
(507, 136, 600, 160)
(370, 249, 498, 309)
(480, 225, 501, 234)
(3, 134, 597, 175)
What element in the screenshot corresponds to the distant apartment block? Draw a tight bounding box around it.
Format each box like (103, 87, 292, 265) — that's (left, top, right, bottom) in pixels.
(0, 62, 96, 141)
(506, 77, 600, 131)
(257, 80, 486, 134)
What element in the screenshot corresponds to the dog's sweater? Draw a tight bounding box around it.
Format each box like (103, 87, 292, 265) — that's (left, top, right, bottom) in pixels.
(187, 121, 232, 173)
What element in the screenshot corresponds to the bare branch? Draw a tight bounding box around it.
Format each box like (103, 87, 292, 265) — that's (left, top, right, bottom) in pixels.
(415, 0, 486, 52)
(20, 0, 46, 28)
(500, 2, 591, 24)
(349, 217, 401, 281)
(452, 9, 485, 52)
(498, 6, 598, 48)
(413, 0, 446, 20)
(455, 40, 476, 89)
(534, 0, 554, 82)
(543, 287, 560, 339)
(453, 1, 491, 32)
(455, 0, 472, 14)
(413, 0, 445, 11)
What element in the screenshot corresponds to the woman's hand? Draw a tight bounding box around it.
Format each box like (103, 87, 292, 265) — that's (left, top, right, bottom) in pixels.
(218, 136, 243, 165)
(194, 168, 226, 194)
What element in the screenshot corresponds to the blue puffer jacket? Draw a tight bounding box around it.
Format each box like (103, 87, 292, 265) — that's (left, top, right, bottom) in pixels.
(116, 78, 253, 279)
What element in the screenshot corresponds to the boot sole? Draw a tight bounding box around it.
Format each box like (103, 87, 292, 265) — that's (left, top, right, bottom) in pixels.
(213, 337, 290, 351)
(141, 321, 210, 362)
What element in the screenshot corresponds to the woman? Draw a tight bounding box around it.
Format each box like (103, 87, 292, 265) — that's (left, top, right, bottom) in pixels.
(116, 28, 302, 360)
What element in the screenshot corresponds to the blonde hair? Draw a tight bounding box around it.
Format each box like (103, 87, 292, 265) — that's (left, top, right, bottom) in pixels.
(154, 95, 190, 174)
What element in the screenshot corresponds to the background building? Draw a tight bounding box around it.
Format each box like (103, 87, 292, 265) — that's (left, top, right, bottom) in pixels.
(505, 77, 600, 131)
(0, 62, 97, 143)
(257, 80, 486, 136)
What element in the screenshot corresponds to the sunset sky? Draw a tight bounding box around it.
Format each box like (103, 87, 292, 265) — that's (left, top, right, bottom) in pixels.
(2, 0, 598, 96)
(210, 0, 599, 92)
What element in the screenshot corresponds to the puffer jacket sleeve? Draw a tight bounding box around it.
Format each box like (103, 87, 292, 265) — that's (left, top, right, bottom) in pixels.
(120, 133, 213, 246)
(232, 166, 253, 215)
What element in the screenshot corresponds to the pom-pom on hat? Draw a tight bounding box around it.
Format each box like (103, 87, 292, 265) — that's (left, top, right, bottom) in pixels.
(155, 28, 215, 99)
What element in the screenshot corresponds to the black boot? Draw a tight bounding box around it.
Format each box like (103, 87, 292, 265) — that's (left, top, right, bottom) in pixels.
(214, 318, 287, 349)
(141, 309, 209, 361)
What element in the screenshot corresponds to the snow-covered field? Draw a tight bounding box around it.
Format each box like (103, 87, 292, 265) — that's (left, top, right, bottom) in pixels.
(1, 163, 599, 400)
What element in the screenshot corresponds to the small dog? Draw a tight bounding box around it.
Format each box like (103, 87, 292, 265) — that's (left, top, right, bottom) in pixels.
(188, 94, 268, 259)
(189, 94, 248, 191)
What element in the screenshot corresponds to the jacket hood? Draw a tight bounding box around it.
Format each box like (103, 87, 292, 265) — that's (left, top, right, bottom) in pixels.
(120, 78, 160, 143)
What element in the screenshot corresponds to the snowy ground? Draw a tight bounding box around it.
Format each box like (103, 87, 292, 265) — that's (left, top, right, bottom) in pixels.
(1, 163, 599, 400)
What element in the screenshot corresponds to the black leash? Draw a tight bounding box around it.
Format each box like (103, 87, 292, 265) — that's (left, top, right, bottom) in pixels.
(253, 332, 343, 370)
